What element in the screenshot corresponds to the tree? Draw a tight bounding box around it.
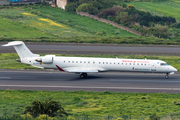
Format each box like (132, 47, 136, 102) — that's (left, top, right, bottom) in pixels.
(23, 100, 68, 118)
(76, 3, 98, 15)
(65, 2, 79, 13)
(97, 6, 126, 18)
(148, 24, 169, 38)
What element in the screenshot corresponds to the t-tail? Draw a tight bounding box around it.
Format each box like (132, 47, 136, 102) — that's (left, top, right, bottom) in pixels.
(2, 41, 39, 61)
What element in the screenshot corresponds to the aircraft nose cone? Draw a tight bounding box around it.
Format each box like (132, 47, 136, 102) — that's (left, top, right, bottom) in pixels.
(172, 67, 177, 72)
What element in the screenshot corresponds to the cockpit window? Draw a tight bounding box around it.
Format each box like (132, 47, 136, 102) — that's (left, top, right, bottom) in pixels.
(160, 63, 169, 66)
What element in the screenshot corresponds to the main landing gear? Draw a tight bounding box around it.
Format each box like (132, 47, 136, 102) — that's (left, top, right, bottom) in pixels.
(165, 73, 169, 79)
(80, 73, 88, 78)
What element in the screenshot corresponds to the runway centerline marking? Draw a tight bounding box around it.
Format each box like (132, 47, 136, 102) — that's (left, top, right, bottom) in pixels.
(0, 77, 11, 79)
(0, 85, 179, 90)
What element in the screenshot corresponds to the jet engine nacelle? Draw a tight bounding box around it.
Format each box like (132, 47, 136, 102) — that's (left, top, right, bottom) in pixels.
(35, 55, 55, 64)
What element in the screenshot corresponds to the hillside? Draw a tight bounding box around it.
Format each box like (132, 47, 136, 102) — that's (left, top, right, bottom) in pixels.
(0, 3, 180, 44)
(0, 6, 138, 43)
(125, 1, 180, 21)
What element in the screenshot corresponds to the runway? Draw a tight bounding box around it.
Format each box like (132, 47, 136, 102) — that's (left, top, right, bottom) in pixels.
(0, 70, 180, 93)
(0, 42, 180, 55)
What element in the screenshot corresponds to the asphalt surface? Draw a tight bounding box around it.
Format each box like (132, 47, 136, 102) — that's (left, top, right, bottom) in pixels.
(1, 42, 180, 93)
(0, 70, 180, 93)
(1, 42, 180, 55)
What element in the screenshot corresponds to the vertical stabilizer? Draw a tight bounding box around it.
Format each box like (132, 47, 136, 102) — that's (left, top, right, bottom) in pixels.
(2, 41, 39, 58)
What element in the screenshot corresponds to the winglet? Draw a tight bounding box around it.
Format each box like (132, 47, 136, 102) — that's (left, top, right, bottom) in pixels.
(56, 65, 65, 72)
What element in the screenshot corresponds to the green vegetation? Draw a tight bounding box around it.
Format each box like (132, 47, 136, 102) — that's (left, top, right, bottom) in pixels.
(66, 0, 116, 13)
(0, 53, 180, 71)
(1, 90, 180, 119)
(65, 0, 180, 42)
(1, 2, 180, 44)
(0, 8, 95, 38)
(23, 5, 136, 37)
(0, 16, 52, 38)
(24, 100, 68, 118)
(125, 1, 180, 21)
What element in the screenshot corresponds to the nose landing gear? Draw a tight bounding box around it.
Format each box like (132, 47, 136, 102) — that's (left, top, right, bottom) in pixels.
(165, 73, 169, 79)
(80, 73, 88, 78)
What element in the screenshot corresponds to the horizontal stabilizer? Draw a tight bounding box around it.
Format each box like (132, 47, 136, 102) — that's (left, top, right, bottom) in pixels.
(2, 41, 23, 46)
(2, 41, 39, 58)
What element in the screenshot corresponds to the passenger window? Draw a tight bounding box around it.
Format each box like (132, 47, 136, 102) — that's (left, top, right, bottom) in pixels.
(88, 61, 90, 63)
(145, 64, 146, 66)
(84, 61, 86, 63)
(114, 63, 115, 64)
(103, 62, 104, 64)
(72, 61, 74, 63)
(64, 61, 65, 63)
(118, 63, 119, 65)
(106, 62, 108, 64)
(133, 63, 135, 65)
(76, 61, 78, 63)
(125, 63, 127, 65)
(122, 63, 123, 65)
(129, 63, 131, 65)
(141, 63, 143, 65)
(110, 62, 111, 64)
(68, 61, 70, 63)
(137, 63, 139, 65)
(99, 62, 101, 64)
(80, 61, 82, 63)
(93, 62, 95, 64)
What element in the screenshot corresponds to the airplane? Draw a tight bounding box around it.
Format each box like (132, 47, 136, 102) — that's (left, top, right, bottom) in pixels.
(2, 41, 177, 79)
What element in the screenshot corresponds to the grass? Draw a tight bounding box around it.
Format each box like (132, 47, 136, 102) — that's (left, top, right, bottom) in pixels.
(1, 6, 180, 44)
(125, 0, 180, 21)
(1, 90, 180, 119)
(0, 6, 136, 39)
(0, 8, 93, 38)
(0, 53, 180, 71)
(0, 16, 52, 38)
(26, 6, 137, 37)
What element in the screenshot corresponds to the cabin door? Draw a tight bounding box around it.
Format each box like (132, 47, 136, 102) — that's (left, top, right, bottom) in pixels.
(151, 62, 156, 71)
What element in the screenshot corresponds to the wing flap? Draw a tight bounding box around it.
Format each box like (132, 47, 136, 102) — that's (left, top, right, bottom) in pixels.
(67, 69, 99, 73)
(64, 67, 99, 73)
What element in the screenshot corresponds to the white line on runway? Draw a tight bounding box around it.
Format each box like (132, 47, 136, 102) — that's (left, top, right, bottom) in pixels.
(0, 85, 179, 90)
(109, 79, 180, 83)
(0, 77, 11, 79)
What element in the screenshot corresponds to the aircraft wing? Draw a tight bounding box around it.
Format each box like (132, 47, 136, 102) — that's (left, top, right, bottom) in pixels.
(56, 65, 106, 73)
(67, 69, 99, 73)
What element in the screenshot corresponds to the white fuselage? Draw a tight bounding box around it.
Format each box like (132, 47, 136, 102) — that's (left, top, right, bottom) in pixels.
(21, 56, 177, 73)
(3, 41, 177, 79)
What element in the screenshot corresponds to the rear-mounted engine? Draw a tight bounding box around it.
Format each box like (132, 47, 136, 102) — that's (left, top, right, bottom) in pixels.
(35, 55, 55, 64)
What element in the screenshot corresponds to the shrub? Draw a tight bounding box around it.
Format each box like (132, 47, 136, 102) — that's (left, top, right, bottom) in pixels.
(97, 6, 126, 18)
(175, 23, 180, 28)
(23, 100, 68, 118)
(65, 2, 79, 13)
(76, 3, 98, 15)
(127, 4, 136, 9)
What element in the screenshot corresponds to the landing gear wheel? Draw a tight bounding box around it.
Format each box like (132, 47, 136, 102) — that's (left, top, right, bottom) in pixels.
(80, 73, 88, 79)
(84, 73, 87, 77)
(80, 74, 85, 78)
(165, 74, 169, 79)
